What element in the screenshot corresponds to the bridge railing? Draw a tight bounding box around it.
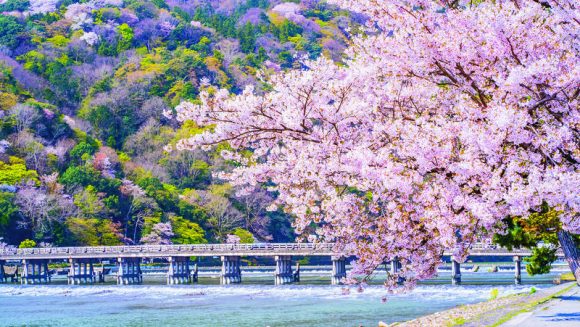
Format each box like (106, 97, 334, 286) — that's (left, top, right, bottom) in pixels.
(0, 243, 336, 257)
(0, 242, 562, 258)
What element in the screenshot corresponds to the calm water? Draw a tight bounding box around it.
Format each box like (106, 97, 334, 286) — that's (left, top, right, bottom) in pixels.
(0, 268, 567, 327)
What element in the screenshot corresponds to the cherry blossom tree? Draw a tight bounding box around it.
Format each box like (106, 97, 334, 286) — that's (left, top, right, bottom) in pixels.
(172, 0, 579, 289)
(234, 187, 275, 241)
(15, 184, 77, 242)
(141, 222, 174, 245)
(226, 234, 241, 244)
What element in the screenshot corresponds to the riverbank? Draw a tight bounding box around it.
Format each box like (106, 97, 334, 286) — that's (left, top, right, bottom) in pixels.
(392, 281, 577, 327)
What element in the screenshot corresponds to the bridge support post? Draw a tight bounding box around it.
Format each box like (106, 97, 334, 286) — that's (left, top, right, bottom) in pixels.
(390, 257, 405, 285)
(191, 263, 198, 283)
(220, 256, 241, 285)
(451, 257, 461, 285)
(97, 262, 106, 283)
(294, 262, 300, 283)
(68, 258, 97, 285)
(117, 257, 142, 285)
(331, 256, 346, 285)
(167, 257, 191, 285)
(21, 259, 50, 285)
(0, 260, 5, 283)
(514, 256, 522, 285)
(275, 256, 295, 285)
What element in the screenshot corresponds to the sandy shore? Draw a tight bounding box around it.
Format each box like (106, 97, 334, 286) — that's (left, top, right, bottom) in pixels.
(387, 282, 577, 327)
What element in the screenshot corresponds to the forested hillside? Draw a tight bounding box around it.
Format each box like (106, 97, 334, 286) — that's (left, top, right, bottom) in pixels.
(0, 0, 357, 248)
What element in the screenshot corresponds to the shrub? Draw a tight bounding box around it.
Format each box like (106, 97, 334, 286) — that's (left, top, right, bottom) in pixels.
(19, 239, 36, 248)
(490, 288, 499, 300)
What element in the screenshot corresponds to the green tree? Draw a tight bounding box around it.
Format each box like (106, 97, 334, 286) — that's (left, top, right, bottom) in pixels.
(74, 185, 109, 218)
(170, 215, 206, 244)
(150, 0, 168, 9)
(18, 239, 36, 248)
(274, 20, 302, 43)
(117, 23, 134, 52)
(277, 51, 294, 69)
(232, 228, 254, 243)
(238, 22, 256, 53)
(0, 0, 30, 12)
(66, 217, 121, 246)
(0, 15, 24, 49)
(18, 50, 47, 74)
(69, 141, 97, 164)
(0, 156, 39, 185)
(59, 165, 100, 190)
(98, 41, 118, 56)
(0, 192, 17, 235)
(494, 204, 579, 282)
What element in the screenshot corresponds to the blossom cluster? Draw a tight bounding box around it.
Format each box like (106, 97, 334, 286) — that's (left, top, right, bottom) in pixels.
(174, 0, 579, 290)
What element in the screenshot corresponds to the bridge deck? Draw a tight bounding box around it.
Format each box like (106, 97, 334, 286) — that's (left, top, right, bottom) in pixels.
(0, 243, 563, 260)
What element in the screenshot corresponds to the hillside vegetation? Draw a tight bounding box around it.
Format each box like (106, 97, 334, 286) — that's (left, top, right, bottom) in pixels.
(0, 0, 356, 247)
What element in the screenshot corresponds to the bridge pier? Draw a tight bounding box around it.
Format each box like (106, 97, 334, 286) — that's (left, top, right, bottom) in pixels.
(167, 257, 191, 285)
(514, 256, 522, 285)
(294, 262, 300, 282)
(331, 256, 346, 285)
(0, 260, 5, 283)
(68, 258, 97, 285)
(275, 256, 295, 285)
(21, 259, 50, 284)
(221, 256, 241, 285)
(191, 263, 198, 283)
(390, 257, 405, 285)
(117, 257, 142, 285)
(451, 257, 461, 285)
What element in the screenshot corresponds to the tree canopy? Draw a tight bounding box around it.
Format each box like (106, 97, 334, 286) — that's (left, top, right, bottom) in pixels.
(174, 0, 579, 289)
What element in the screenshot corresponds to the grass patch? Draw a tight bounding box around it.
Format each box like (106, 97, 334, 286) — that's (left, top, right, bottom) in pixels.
(490, 288, 499, 300)
(446, 317, 466, 326)
(489, 283, 576, 327)
(560, 272, 576, 281)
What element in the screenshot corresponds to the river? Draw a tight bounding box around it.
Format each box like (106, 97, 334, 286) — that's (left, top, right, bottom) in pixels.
(0, 266, 569, 326)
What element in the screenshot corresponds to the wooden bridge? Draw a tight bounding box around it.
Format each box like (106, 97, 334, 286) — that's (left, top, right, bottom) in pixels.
(0, 243, 564, 286)
(0, 242, 561, 260)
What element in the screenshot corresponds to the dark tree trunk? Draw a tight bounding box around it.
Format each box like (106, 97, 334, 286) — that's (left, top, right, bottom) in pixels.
(557, 230, 580, 285)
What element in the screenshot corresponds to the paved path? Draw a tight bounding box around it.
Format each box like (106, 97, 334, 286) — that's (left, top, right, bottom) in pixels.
(501, 285, 580, 327)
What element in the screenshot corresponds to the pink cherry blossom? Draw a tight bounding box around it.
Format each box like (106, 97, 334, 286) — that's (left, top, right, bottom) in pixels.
(172, 0, 579, 290)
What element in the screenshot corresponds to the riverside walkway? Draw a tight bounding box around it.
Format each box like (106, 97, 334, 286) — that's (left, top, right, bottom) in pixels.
(500, 286, 580, 327)
(0, 243, 563, 286)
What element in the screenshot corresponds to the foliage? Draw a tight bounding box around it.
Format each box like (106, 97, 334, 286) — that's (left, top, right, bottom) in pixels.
(74, 185, 109, 218)
(18, 239, 36, 248)
(493, 205, 578, 275)
(46, 35, 70, 47)
(0, 0, 30, 12)
(0, 15, 24, 49)
(170, 215, 206, 244)
(69, 141, 98, 164)
(117, 23, 134, 52)
(0, 156, 39, 185)
(489, 288, 499, 300)
(0, 192, 17, 233)
(66, 217, 121, 246)
(232, 228, 254, 243)
(59, 165, 100, 190)
(525, 247, 558, 275)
